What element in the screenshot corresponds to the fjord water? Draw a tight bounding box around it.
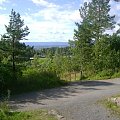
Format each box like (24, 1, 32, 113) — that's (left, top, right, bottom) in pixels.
(24, 42, 69, 49)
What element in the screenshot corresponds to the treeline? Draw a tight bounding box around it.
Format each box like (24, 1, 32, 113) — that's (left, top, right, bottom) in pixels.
(37, 47, 71, 57)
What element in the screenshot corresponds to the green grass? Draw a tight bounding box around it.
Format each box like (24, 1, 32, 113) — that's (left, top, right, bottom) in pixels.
(101, 97, 120, 116)
(0, 100, 57, 120)
(111, 71, 120, 79)
(2, 69, 67, 95)
(88, 70, 113, 80)
(61, 72, 80, 81)
(88, 75, 111, 80)
(61, 70, 120, 82)
(0, 109, 57, 120)
(88, 70, 120, 81)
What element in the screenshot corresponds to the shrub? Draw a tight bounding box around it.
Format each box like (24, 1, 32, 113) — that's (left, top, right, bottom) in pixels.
(10, 68, 66, 94)
(0, 63, 23, 96)
(112, 71, 120, 78)
(0, 64, 13, 97)
(89, 69, 114, 80)
(0, 63, 67, 95)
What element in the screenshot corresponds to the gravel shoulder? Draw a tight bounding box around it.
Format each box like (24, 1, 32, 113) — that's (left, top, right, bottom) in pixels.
(10, 78, 120, 120)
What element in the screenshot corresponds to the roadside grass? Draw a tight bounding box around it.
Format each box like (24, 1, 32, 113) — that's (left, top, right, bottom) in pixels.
(88, 70, 113, 80)
(2, 68, 120, 96)
(0, 101, 57, 120)
(60, 70, 120, 83)
(2, 70, 67, 96)
(100, 95, 120, 116)
(13, 70, 120, 95)
(111, 72, 120, 79)
(62, 70, 114, 82)
(88, 75, 111, 80)
(88, 70, 120, 81)
(62, 70, 118, 82)
(61, 72, 80, 81)
(0, 110, 57, 120)
(0, 91, 57, 120)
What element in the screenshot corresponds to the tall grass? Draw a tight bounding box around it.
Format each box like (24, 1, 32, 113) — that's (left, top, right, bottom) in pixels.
(0, 66, 67, 95)
(10, 68, 67, 94)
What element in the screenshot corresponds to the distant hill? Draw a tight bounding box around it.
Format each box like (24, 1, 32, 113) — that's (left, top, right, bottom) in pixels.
(24, 42, 69, 49)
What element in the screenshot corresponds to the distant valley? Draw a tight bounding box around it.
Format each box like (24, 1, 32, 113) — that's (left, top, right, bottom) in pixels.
(24, 42, 69, 49)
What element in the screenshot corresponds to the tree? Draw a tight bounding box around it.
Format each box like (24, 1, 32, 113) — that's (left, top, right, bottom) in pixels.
(72, 2, 94, 79)
(73, 22, 93, 79)
(1, 9, 30, 80)
(71, 0, 116, 79)
(80, 0, 115, 41)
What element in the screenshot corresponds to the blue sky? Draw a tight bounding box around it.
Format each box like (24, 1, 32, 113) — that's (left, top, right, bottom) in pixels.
(0, 0, 120, 42)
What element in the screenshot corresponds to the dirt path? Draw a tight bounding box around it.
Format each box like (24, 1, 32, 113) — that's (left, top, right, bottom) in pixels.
(10, 78, 120, 120)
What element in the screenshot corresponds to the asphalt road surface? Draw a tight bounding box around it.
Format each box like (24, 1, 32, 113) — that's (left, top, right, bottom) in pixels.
(10, 78, 120, 120)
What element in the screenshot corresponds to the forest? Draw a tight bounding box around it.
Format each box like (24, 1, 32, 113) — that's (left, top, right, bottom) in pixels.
(0, 0, 120, 97)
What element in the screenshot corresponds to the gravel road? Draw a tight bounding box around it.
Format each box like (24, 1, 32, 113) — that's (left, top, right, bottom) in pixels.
(10, 78, 120, 120)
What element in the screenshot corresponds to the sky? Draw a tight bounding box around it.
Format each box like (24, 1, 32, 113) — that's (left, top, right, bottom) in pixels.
(0, 0, 120, 42)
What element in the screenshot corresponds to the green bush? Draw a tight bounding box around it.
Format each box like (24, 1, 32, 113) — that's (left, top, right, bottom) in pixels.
(0, 62, 67, 95)
(0, 64, 13, 97)
(89, 69, 114, 80)
(98, 70, 113, 78)
(10, 68, 66, 94)
(0, 63, 24, 97)
(112, 71, 120, 78)
(0, 100, 10, 120)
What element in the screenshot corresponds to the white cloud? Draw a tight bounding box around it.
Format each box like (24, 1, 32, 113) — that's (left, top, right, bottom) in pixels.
(0, 0, 82, 42)
(31, 0, 59, 8)
(0, 6, 6, 10)
(116, 4, 120, 10)
(69, 10, 81, 22)
(22, 1, 82, 42)
(0, 0, 8, 4)
(0, 14, 9, 37)
(23, 14, 72, 41)
(22, 15, 75, 42)
(33, 7, 81, 22)
(22, 6, 82, 42)
(109, 1, 120, 24)
(83, 0, 91, 3)
(27, 0, 120, 42)
(0, 14, 8, 24)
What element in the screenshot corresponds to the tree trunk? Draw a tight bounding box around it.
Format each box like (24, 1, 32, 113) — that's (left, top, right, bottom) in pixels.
(75, 72, 76, 81)
(12, 37, 16, 81)
(80, 70, 83, 80)
(69, 72, 71, 81)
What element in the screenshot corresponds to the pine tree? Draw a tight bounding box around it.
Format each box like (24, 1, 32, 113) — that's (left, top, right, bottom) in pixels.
(1, 9, 30, 80)
(79, 0, 115, 41)
(72, 0, 116, 79)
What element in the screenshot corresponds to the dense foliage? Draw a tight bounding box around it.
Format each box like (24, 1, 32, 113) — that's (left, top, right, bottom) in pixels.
(0, 10, 66, 96)
(70, 0, 120, 79)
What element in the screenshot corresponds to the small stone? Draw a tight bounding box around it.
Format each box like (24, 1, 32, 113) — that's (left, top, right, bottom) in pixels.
(110, 97, 117, 104)
(109, 97, 120, 106)
(48, 109, 57, 115)
(48, 109, 65, 120)
(116, 97, 120, 106)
